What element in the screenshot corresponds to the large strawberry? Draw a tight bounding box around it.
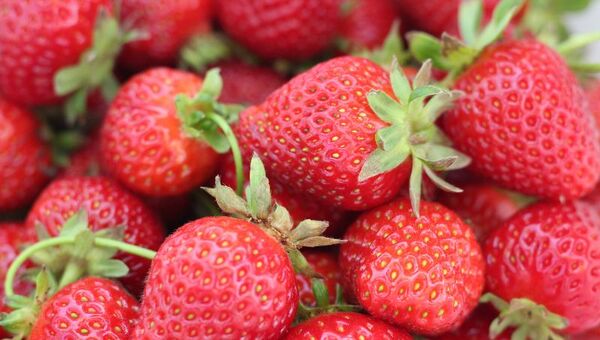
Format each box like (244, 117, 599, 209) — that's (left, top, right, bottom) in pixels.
(119, 0, 213, 70)
(410, 0, 600, 201)
(0, 98, 51, 211)
(284, 312, 412, 339)
(216, 0, 342, 60)
(339, 198, 484, 335)
(25, 176, 165, 296)
(236, 56, 467, 212)
(586, 79, 600, 128)
(483, 201, 600, 336)
(29, 277, 139, 339)
(100, 68, 242, 197)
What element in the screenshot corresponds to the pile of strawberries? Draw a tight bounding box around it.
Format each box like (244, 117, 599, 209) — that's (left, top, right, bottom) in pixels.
(1, 0, 600, 339)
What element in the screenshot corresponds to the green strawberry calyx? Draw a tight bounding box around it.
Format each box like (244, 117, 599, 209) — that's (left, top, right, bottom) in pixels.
(359, 59, 469, 216)
(54, 8, 138, 125)
(204, 153, 344, 277)
(481, 293, 568, 340)
(176, 68, 246, 195)
(408, 0, 525, 85)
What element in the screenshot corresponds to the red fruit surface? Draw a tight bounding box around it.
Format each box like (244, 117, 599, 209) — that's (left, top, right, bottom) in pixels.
(438, 184, 519, 243)
(435, 305, 511, 340)
(236, 57, 412, 211)
(25, 176, 165, 297)
(100, 67, 220, 196)
(215, 61, 286, 105)
(283, 312, 412, 339)
(341, 0, 398, 49)
(29, 277, 139, 340)
(295, 250, 340, 306)
(484, 201, 600, 334)
(0, 98, 52, 211)
(0, 0, 112, 105)
(61, 138, 102, 178)
(444, 39, 600, 200)
(137, 216, 298, 339)
(119, 0, 213, 70)
(0, 222, 36, 338)
(587, 79, 600, 128)
(340, 198, 484, 335)
(216, 0, 341, 60)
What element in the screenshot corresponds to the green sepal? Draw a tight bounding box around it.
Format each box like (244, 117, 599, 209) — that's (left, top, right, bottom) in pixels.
(408, 32, 452, 70)
(459, 0, 483, 46)
(481, 293, 567, 340)
(474, 0, 525, 50)
(351, 21, 410, 68)
(202, 177, 250, 218)
(180, 33, 233, 71)
(246, 153, 272, 220)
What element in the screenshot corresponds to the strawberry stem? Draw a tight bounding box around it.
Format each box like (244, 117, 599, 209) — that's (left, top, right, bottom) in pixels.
(205, 112, 244, 195)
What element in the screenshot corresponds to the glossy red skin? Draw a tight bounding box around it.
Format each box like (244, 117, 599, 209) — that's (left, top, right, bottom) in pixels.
(484, 201, 600, 334)
(0, 222, 36, 338)
(119, 0, 212, 70)
(219, 152, 351, 237)
(216, 0, 341, 60)
(438, 184, 519, 243)
(295, 250, 340, 306)
(0, 99, 52, 211)
(283, 312, 412, 339)
(237, 57, 412, 211)
(137, 217, 298, 339)
(340, 198, 484, 335)
(435, 305, 511, 340)
(61, 139, 102, 178)
(341, 0, 398, 49)
(100, 68, 220, 197)
(586, 79, 600, 128)
(29, 277, 139, 340)
(215, 61, 286, 105)
(444, 39, 600, 201)
(25, 176, 165, 297)
(0, 0, 111, 105)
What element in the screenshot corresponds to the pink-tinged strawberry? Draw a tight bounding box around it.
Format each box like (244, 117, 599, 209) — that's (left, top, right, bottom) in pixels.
(435, 305, 511, 340)
(284, 312, 413, 339)
(410, 0, 600, 201)
(25, 176, 165, 296)
(28, 277, 139, 339)
(236, 56, 468, 212)
(483, 201, 600, 336)
(214, 61, 286, 105)
(0, 98, 52, 211)
(439, 184, 519, 243)
(100, 68, 244, 197)
(339, 198, 484, 335)
(586, 79, 600, 128)
(340, 0, 398, 50)
(216, 0, 342, 60)
(119, 0, 213, 70)
(296, 250, 341, 306)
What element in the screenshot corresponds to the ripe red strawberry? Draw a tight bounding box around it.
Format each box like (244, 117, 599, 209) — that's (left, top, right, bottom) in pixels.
(340, 0, 398, 50)
(0, 222, 36, 338)
(119, 0, 213, 70)
(444, 38, 600, 200)
(435, 305, 511, 340)
(586, 79, 600, 128)
(100, 68, 220, 196)
(236, 56, 466, 211)
(215, 61, 286, 105)
(216, 0, 342, 60)
(339, 198, 484, 335)
(29, 277, 139, 339)
(484, 201, 600, 335)
(0, 98, 51, 211)
(296, 250, 340, 306)
(136, 216, 298, 339)
(438, 184, 519, 243)
(283, 312, 412, 339)
(0, 0, 119, 106)
(25, 176, 165, 296)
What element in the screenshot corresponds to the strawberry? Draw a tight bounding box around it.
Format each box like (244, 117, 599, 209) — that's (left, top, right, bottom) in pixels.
(236, 56, 467, 212)
(0, 98, 52, 211)
(483, 201, 600, 336)
(99, 68, 225, 196)
(215, 61, 286, 105)
(435, 305, 511, 340)
(339, 197, 484, 335)
(29, 277, 139, 339)
(119, 0, 213, 70)
(340, 0, 398, 50)
(586, 79, 600, 128)
(25, 176, 165, 296)
(283, 312, 412, 339)
(438, 184, 519, 243)
(61, 136, 101, 178)
(0, 222, 36, 338)
(216, 0, 342, 60)
(296, 250, 340, 306)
